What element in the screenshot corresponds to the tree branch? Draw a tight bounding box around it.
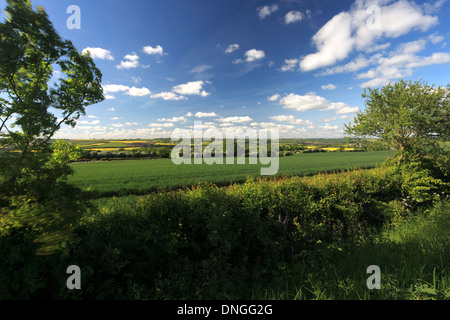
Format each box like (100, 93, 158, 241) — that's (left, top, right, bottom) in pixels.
(44, 92, 88, 143)
(0, 115, 11, 132)
(8, 73, 24, 105)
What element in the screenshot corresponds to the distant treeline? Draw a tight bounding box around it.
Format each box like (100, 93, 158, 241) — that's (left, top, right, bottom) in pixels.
(76, 139, 389, 161)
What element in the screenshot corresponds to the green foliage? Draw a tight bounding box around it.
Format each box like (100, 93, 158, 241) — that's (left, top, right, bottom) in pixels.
(1, 141, 89, 254)
(39, 184, 289, 299)
(1, 164, 448, 299)
(155, 146, 170, 158)
(381, 156, 449, 209)
(0, 1, 103, 254)
(398, 162, 446, 205)
(345, 79, 450, 163)
(0, 183, 89, 255)
(0, 0, 104, 189)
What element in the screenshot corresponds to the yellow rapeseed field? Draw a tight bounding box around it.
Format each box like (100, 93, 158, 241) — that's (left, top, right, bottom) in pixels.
(88, 147, 138, 151)
(322, 147, 340, 151)
(123, 141, 151, 144)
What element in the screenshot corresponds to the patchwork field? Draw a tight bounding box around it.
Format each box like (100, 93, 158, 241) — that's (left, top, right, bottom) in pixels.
(68, 150, 392, 197)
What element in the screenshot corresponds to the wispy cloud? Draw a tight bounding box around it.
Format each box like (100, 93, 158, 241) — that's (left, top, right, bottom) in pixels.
(225, 43, 239, 53)
(149, 122, 175, 128)
(150, 92, 186, 101)
(257, 4, 278, 19)
(280, 58, 299, 71)
(321, 84, 337, 90)
(268, 94, 281, 101)
(274, 92, 360, 114)
(357, 37, 450, 88)
(157, 116, 188, 123)
(270, 115, 313, 126)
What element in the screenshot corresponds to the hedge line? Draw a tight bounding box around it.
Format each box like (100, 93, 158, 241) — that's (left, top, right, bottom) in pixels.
(0, 163, 447, 299)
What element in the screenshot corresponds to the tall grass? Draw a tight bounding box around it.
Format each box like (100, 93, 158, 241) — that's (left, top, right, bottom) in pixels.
(254, 200, 450, 300)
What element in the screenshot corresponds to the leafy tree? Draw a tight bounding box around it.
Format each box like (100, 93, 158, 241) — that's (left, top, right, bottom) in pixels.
(156, 147, 170, 158)
(345, 79, 449, 165)
(0, 0, 104, 253)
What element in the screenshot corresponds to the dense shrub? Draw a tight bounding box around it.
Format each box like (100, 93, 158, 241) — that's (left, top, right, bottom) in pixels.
(1, 164, 447, 299)
(61, 185, 288, 299)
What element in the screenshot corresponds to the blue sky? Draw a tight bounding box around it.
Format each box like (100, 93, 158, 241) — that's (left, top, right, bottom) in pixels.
(3, 0, 450, 138)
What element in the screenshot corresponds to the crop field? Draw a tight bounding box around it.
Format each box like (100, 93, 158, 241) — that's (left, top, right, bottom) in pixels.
(66, 138, 365, 154)
(68, 150, 392, 197)
(2, 0, 449, 302)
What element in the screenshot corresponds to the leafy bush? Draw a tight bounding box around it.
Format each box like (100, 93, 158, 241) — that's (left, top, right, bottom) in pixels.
(44, 184, 287, 299)
(383, 158, 449, 209)
(59, 166, 411, 298)
(1, 163, 447, 299)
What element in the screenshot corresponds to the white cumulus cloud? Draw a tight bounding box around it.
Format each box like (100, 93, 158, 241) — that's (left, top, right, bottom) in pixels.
(126, 86, 151, 97)
(102, 84, 130, 94)
(217, 116, 253, 123)
(245, 49, 265, 62)
(299, 0, 439, 72)
(116, 53, 140, 69)
(278, 92, 360, 114)
(78, 119, 100, 125)
(123, 53, 139, 62)
(143, 45, 164, 55)
(300, 12, 354, 71)
(285, 11, 303, 24)
(172, 81, 210, 97)
(116, 60, 139, 69)
(82, 47, 114, 60)
(195, 112, 218, 118)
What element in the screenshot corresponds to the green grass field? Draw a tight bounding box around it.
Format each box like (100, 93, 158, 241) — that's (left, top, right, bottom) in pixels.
(68, 150, 392, 197)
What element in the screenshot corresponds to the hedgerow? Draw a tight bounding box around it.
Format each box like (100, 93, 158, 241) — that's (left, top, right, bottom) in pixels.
(0, 163, 447, 299)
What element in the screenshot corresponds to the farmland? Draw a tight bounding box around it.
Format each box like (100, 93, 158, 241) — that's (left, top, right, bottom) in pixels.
(1, 0, 449, 304)
(68, 150, 392, 197)
(60, 163, 450, 299)
(64, 137, 387, 158)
